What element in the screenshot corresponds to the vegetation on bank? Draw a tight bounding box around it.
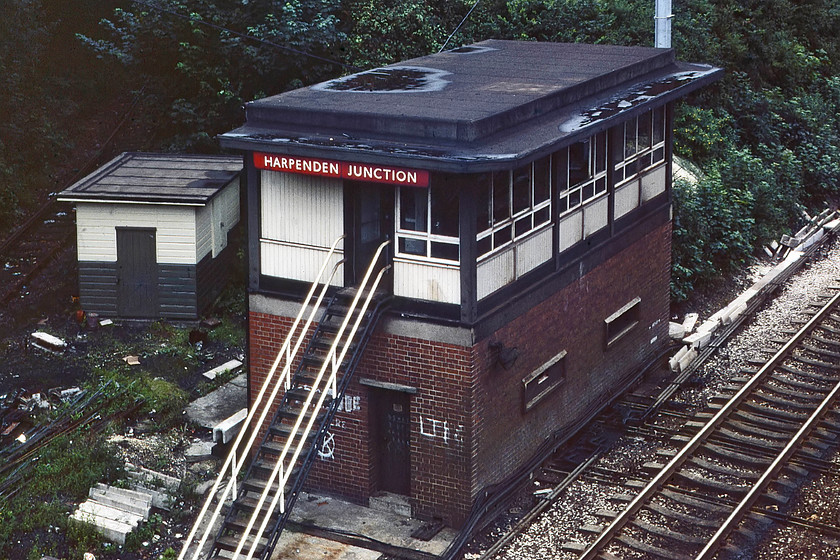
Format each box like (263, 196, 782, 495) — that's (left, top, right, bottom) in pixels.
(2, 0, 840, 304)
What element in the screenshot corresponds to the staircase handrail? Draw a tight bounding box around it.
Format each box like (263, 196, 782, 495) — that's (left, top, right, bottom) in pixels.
(179, 235, 346, 560)
(233, 240, 391, 560)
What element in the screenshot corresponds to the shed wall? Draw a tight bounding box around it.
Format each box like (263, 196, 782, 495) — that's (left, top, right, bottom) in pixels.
(75, 203, 197, 264)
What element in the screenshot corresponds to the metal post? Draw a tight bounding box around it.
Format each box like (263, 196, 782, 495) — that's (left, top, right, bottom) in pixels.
(655, 0, 672, 48)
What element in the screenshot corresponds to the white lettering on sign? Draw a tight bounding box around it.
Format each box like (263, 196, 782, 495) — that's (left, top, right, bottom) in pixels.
(261, 154, 341, 177)
(254, 152, 429, 187)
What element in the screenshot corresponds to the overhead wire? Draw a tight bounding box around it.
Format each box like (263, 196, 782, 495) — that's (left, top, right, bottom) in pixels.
(439, 0, 482, 52)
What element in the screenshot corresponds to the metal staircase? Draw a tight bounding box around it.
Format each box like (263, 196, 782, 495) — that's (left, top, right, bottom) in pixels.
(179, 237, 391, 560)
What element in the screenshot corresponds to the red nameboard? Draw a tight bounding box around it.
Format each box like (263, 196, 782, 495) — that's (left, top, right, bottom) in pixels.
(254, 152, 429, 187)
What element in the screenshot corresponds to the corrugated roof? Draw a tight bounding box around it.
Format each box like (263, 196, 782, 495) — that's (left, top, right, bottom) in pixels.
(219, 40, 722, 172)
(58, 153, 242, 204)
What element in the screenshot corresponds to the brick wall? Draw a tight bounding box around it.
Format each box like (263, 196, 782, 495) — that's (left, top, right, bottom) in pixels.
(471, 221, 672, 491)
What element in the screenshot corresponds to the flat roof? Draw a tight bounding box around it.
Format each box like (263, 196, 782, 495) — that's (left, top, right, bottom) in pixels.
(58, 153, 242, 205)
(220, 40, 721, 172)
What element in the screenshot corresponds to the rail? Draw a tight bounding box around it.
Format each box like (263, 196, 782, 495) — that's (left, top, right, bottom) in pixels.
(580, 288, 840, 560)
(178, 235, 346, 560)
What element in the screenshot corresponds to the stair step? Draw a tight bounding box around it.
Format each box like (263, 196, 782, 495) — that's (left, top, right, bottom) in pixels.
(267, 422, 318, 442)
(214, 534, 266, 556)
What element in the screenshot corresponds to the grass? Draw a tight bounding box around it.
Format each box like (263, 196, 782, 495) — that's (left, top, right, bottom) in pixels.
(0, 430, 124, 558)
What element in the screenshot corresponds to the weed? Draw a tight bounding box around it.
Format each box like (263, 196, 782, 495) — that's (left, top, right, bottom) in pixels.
(66, 517, 104, 559)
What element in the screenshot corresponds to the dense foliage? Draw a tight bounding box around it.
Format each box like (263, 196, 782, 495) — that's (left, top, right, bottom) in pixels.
(2, 0, 840, 304)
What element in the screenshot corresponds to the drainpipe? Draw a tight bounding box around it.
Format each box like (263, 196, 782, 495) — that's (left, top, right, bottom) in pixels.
(655, 0, 672, 48)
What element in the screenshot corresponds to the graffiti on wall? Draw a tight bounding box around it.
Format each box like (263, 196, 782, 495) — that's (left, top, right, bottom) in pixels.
(419, 416, 462, 445)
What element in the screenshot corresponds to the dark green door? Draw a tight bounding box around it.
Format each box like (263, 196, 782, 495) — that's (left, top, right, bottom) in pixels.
(116, 228, 158, 317)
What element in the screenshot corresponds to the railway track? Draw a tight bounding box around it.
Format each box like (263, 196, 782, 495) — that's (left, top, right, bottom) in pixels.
(572, 287, 840, 559)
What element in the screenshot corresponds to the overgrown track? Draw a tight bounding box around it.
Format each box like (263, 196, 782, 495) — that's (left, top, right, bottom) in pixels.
(570, 286, 840, 560)
(0, 198, 76, 306)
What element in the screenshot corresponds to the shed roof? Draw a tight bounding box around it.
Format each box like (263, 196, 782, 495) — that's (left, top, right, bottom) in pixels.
(58, 153, 242, 205)
(219, 40, 721, 172)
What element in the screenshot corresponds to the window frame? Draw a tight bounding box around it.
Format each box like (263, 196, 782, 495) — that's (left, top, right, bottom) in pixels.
(395, 180, 460, 264)
(476, 157, 552, 260)
(613, 106, 667, 186)
(557, 131, 608, 218)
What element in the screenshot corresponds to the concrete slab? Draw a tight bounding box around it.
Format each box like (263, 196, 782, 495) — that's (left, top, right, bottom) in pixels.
(185, 374, 248, 429)
(272, 492, 458, 559)
(186, 440, 216, 462)
(202, 359, 243, 381)
(213, 408, 247, 444)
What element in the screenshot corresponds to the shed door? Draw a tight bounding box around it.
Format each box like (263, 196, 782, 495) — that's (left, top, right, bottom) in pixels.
(117, 228, 158, 317)
(372, 389, 411, 495)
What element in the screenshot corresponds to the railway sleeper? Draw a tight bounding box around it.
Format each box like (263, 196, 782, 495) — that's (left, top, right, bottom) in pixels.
(734, 409, 802, 431)
(802, 343, 840, 361)
(769, 372, 835, 393)
(759, 376, 831, 401)
(779, 364, 836, 383)
(578, 523, 604, 534)
(703, 442, 774, 467)
(739, 399, 809, 421)
(615, 533, 693, 560)
(660, 490, 729, 515)
(646, 500, 721, 528)
(688, 455, 761, 480)
(811, 334, 840, 349)
(672, 470, 750, 495)
(748, 391, 815, 411)
(629, 518, 707, 544)
(725, 419, 793, 441)
(790, 355, 840, 371)
(716, 426, 785, 450)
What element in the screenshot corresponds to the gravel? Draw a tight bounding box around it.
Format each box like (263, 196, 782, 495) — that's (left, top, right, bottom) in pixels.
(485, 235, 840, 560)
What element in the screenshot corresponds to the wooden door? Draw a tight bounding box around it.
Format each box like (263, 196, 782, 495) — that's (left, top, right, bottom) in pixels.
(116, 228, 158, 317)
(372, 389, 411, 495)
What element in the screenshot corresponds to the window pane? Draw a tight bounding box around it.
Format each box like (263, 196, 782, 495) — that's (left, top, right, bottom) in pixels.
(638, 110, 652, 151)
(569, 140, 590, 186)
(535, 207, 550, 225)
(595, 177, 607, 194)
(494, 225, 511, 247)
(582, 183, 594, 202)
(534, 156, 550, 203)
(431, 242, 459, 261)
(512, 164, 531, 214)
(477, 235, 491, 256)
(476, 173, 491, 231)
(515, 215, 532, 237)
(558, 195, 568, 214)
(653, 146, 665, 163)
(624, 119, 637, 158)
(569, 189, 580, 208)
(492, 171, 510, 222)
(399, 237, 426, 256)
(595, 132, 607, 173)
(430, 176, 459, 237)
(555, 148, 568, 192)
(652, 106, 665, 144)
(399, 187, 427, 231)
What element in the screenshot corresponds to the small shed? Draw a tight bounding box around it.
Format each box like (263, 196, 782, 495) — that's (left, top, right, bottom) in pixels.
(58, 153, 242, 319)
